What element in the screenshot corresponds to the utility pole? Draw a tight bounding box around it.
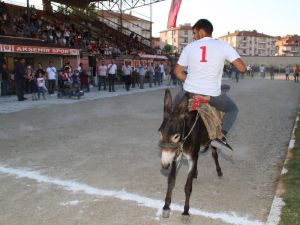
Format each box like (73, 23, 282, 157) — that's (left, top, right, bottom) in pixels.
(150, 0, 152, 40)
(27, 0, 30, 25)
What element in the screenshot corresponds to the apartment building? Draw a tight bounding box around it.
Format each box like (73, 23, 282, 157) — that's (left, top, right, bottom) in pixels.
(276, 35, 300, 56)
(98, 10, 152, 39)
(159, 23, 193, 53)
(218, 30, 277, 56)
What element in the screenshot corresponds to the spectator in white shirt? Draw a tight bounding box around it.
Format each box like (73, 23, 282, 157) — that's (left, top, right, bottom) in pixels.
(46, 61, 57, 95)
(97, 60, 108, 91)
(107, 60, 117, 92)
(122, 61, 132, 91)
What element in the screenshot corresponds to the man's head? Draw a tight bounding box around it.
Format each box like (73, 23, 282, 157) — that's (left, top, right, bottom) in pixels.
(20, 58, 25, 64)
(192, 19, 213, 40)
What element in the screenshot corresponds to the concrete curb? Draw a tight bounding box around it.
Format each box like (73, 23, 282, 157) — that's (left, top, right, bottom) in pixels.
(266, 106, 299, 225)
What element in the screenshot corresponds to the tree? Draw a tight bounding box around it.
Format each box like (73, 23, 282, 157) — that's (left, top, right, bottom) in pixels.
(163, 44, 172, 53)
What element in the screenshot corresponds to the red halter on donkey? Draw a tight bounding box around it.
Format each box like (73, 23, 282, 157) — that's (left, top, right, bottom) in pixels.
(158, 89, 222, 219)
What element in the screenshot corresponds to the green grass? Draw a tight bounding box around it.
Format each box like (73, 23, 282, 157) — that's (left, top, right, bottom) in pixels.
(279, 114, 300, 225)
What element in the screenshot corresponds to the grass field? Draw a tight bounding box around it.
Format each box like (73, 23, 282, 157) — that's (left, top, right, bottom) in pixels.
(280, 111, 300, 225)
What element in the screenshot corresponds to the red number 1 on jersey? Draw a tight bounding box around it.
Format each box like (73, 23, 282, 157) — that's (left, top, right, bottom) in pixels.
(200, 46, 207, 62)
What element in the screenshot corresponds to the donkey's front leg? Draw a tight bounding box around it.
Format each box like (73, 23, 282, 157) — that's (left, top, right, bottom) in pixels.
(162, 160, 177, 218)
(183, 157, 198, 216)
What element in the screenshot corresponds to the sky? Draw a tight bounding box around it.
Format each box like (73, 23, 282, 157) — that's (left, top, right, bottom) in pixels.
(4, 0, 300, 38)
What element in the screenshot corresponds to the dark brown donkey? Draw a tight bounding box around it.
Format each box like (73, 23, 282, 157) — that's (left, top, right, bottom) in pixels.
(158, 89, 222, 218)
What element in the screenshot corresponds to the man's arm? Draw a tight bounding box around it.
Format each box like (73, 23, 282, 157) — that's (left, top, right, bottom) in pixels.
(174, 64, 187, 81)
(232, 58, 246, 73)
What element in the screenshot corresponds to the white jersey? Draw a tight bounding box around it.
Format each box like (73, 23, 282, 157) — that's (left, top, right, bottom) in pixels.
(178, 37, 240, 96)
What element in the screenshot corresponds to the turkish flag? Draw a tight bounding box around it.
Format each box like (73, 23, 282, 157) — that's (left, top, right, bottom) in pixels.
(167, 0, 182, 28)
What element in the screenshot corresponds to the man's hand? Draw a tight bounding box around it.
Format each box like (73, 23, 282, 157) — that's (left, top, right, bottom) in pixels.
(174, 64, 187, 81)
(232, 58, 246, 73)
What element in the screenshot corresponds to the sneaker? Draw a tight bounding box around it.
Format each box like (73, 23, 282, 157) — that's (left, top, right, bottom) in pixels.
(211, 137, 233, 157)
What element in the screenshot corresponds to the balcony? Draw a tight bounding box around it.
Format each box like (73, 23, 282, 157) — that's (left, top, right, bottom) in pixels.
(238, 45, 248, 48)
(291, 47, 300, 52)
(257, 46, 267, 49)
(282, 46, 292, 51)
(238, 39, 248, 42)
(257, 40, 267, 44)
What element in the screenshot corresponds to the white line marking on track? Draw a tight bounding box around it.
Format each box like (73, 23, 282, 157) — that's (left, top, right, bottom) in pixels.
(288, 139, 295, 149)
(0, 164, 264, 225)
(266, 197, 285, 225)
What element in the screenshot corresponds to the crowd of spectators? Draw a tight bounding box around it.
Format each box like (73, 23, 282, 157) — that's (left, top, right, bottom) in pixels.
(0, 1, 8, 35)
(0, 1, 153, 57)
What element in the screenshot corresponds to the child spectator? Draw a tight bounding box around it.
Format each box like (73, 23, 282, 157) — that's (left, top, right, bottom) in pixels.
(26, 65, 38, 100)
(37, 71, 46, 100)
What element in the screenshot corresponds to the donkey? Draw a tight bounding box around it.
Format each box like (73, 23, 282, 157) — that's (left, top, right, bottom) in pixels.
(158, 89, 222, 218)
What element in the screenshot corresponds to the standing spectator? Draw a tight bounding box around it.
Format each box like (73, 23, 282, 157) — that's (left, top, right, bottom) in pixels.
(107, 60, 117, 92)
(37, 71, 46, 100)
(46, 61, 57, 95)
(26, 66, 38, 101)
(122, 61, 132, 91)
(159, 61, 165, 84)
(285, 65, 290, 80)
(0, 63, 9, 96)
(246, 65, 252, 77)
(36, 63, 48, 94)
(131, 67, 139, 88)
(138, 62, 147, 89)
(77, 62, 82, 73)
(36, 63, 46, 76)
(15, 58, 26, 101)
(164, 62, 171, 85)
(231, 64, 239, 82)
(259, 64, 265, 79)
(147, 62, 154, 88)
(64, 29, 70, 46)
(97, 60, 107, 91)
(154, 63, 161, 86)
(293, 64, 299, 83)
(269, 65, 275, 80)
(79, 64, 90, 92)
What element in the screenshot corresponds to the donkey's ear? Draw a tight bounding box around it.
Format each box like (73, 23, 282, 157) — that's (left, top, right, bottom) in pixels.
(163, 89, 172, 120)
(174, 93, 189, 118)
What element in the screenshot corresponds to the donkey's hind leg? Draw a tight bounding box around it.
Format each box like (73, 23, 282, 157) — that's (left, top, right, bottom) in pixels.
(162, 160, 177, 218)
(212, 146, 223, 177)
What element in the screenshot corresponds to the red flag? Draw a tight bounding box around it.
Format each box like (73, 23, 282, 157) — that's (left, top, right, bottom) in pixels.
(167, 0, 182, 28)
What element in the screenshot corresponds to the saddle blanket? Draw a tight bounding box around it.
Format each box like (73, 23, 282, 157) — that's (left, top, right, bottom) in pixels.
(188, 96, 224, 140)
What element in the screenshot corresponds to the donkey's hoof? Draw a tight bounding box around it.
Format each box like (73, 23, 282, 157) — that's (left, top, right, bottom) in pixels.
(181, 214, 190, 224)
(217, 170, 223, 177)
(193, 170, 198, 179)
(162, 209, 170, 218)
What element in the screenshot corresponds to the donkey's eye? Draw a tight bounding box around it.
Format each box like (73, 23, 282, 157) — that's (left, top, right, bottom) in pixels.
(171, 134, 181, 143)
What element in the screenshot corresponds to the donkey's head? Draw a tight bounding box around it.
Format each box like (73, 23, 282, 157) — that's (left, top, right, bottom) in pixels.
(158, 89, 189, 169)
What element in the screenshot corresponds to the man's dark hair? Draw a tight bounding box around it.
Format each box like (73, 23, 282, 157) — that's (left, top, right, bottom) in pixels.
(192, 19, 213, 35)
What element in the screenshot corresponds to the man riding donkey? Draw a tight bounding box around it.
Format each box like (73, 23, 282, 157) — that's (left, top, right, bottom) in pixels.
(174, 19, 246, 156)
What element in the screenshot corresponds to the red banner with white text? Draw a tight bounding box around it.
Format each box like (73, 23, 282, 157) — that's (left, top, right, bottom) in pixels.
(167, 0, 182, 28)
(0, 44, 80, 55)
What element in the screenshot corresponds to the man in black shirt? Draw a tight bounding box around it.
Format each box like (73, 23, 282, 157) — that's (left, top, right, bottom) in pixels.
(15, 58, 27, 101)
(1, 63, 9, 96)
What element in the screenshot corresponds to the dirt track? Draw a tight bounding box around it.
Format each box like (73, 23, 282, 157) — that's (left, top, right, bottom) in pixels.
(0, 78, 299, 225)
